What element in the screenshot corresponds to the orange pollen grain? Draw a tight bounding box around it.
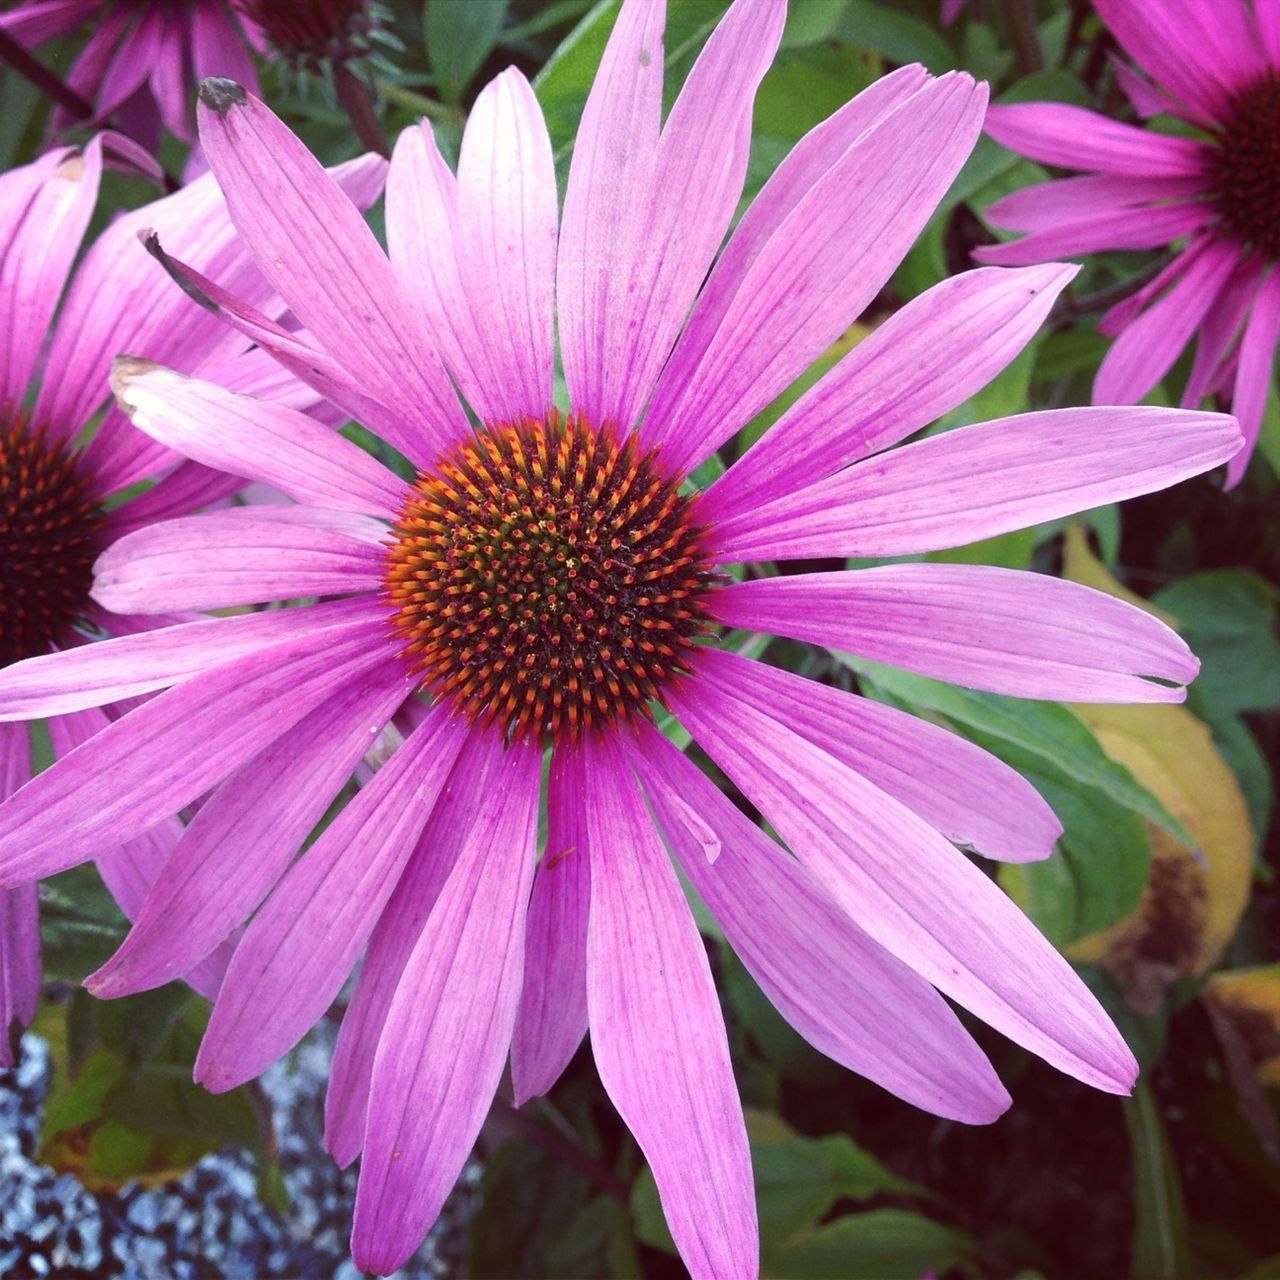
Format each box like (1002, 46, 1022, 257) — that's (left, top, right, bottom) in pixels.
(382, 412, 721, 743)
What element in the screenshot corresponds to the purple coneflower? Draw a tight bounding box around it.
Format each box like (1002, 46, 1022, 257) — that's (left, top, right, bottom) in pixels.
(979, 0, 1280, 486)
(0, 0, 262, 144)
(0, 0, 1243, 1274)
(0, 135, 386, 1058)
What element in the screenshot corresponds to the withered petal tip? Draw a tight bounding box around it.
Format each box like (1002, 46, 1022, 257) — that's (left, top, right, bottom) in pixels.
(199, 77, 248, 115)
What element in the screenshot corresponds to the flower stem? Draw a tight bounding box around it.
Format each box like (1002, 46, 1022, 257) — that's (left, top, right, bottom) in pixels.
(334, 64, 389, 158)
(0, 28, 95, 120)
(999, 0, 1045, 76)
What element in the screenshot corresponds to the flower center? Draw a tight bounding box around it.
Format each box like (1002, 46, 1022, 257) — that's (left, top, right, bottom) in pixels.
(384, 413, 721, 744)
(0, 421, 105, 668)
(233, 0, 374, 66)
(1211, 72, 1280, 259)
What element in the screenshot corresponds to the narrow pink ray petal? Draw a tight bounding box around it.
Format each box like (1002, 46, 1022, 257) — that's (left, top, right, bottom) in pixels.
(0, 599, 373, 720)
(0, 0, 99, 43)
(1183, 259, 1264, 409)
(641, 72, 987, 474)
(455, 69, 557, 422)
(1098, 242, 1209, 338)
(1094, 239, 1240, 406)
(1259, 0, 1280, 68)
(110, 359, 404, 517)
(88, 667, 408, 1000)
(630, 719, 1010, 1122)
(705, 263, 1076, 522)
(556, 0, 664, 427)
(588, 0, 785, 433)
(582, 733, 756, 1280)
(0, 138, 102, 418)
(95, 9, 164, 124)
(511, 744, 591, 1105)
(197, 82, 467, 459)
(0, 612, 398, 886)
(195, 703, 469, 1093)
(985, 174, 1205, 233)
(711, 565, 1200, 704)
(973, 202, 1211, 267)
(693, 647, 1061, 862)
(1226, 268, 1280, 487)
(668, 682, 1138, 1094)
(0, 724, 37, 1066)
(712, 407, 1241, 562)
(351, 738, 541, 1275)
(92, 507, 387, 614)
(326, 730, 494, 1168)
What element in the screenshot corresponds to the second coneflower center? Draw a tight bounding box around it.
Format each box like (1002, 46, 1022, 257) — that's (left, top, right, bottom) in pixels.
(383, 412, 721, 743)
(1212, 71, 1280, 259)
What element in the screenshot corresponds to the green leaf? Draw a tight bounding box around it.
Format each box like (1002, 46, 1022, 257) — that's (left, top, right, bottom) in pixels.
(39, 864, 129, 984)
(780, 0, 848, 47)
(835, 0, 955, 73)
(847, 659, 1197, 850)
(426, 0, 510, 103)
(41, 1050, 126, 1144)
(1126, 1080, 1191, 1280)
(769, 1209, 977, 1279)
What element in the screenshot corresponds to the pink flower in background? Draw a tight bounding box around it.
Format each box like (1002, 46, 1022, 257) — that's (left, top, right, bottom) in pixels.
(0, 0, 262, 145)
(979, 0, 1280, 486)
(0, 136, 386, 1059)
(0, 0, 1242, 1275)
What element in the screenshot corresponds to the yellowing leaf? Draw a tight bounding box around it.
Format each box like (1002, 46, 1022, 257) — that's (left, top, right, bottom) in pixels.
(1062, 525, 1180, 629)
(1204, 966, 1280, 1088)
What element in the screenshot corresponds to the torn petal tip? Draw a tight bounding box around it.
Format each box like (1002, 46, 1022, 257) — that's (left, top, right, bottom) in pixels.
(199, 77, 248, 115)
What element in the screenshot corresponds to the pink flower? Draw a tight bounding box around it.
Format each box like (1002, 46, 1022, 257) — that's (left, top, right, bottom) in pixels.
(0, 136, 386, 1060)
(0, 0, 262, 145)
(0, 1, 1242, 1274)
(979, 0, 1280, 486)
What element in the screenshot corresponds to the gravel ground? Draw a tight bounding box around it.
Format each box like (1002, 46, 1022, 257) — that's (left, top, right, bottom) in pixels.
(0, 1025, 480, 1279)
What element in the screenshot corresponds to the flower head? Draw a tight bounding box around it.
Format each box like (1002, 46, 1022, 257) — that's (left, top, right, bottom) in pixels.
(0, 0, 263, 145)
(0, 0, 1243, 1274)
(233, 0, 377, 71)
(0, 134, 387, 1060)
(979, 0, 1280, 485)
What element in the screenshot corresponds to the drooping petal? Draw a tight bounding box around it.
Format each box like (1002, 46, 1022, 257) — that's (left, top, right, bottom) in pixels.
(983, 102, 1212, 176)
(92, 507, 386, 614)
(711, 565, 1200, 703)
(455, 69, 558, 422)
(326, 730, 494, 1168)
(1226, 268, 1280, 487)
(705, 263, 1077, 521)
(0, 599, 371, 720)
(692, 647, 1061, 862)
(582, 733, 756, 1280)
(110, 359, 404, 517)
(667, 681, 1138, 1093)
(1094, 239, 1239, 406)
(194, 703, 468, 1092)
(511, 744, 591, 1105)
(0, 723, 37, 1066)
(87, 666, 408, 999)
(1182, 258, 1262, 410)
(0, 612, 400, 886)
(631, 720, 1010, 1123)
(711, 407, 1241, 561)
(197, 82, 467, 460)
(984, 174, 1204, 233)
(351, 738, 541, 1275)
(0, 139, 102, 418)
(641, 72, 987, 474)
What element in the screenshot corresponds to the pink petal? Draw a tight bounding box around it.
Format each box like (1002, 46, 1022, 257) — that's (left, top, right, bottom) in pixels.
(711, 406, 1241, 561)
(455, 69, 557, 422)
(667, 681, 1138, 1093)
(91, 507, 386, 614)
(0, 724, 37, 1065)
(0, 611, 398, 887)
(0, 0, 99, 43)
(195, 704, 468, 1092)
(110, 359, 404, 517)
(631, 720, 1010, 1122)
(87, 667, 408, 1000)
(983, 101, 1211, 176)
(510, 744, 591, 1105)
(1183, 258, 1263, 410)
(1094, 239, 1239, 406)
(693, 647, 1060, 862)
(711, 564, 1200, 703)
(351, 738, 541, 1275)
(984, 174, 1205, 233)
(0, 599, 371, 720)
(197, 82, 467, 460)
(0, 140, 102, 418)
(583, 733, 756, 1280)
(704, 263, 1076, 522)
(1226, 268, 1280, 487)
(326, 730, 493, 1168)
(641, 72, 987, 475)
